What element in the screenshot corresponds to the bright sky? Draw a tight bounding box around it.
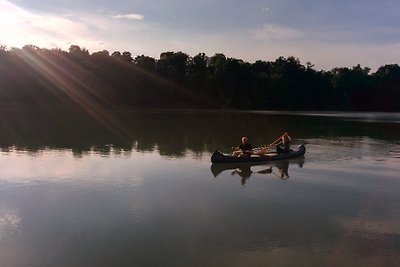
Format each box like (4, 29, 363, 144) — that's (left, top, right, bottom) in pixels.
(1, 0, 399, 70)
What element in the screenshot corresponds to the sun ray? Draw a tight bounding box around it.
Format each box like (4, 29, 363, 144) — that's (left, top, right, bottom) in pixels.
(12, 47, 133, 145)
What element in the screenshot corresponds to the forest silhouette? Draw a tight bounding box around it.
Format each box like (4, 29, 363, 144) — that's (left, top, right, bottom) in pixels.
(0, 44, 399, 111)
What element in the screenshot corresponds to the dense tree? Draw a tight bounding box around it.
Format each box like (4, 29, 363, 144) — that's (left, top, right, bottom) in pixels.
(157, 51, 189, 81)
(68, 45, 89, 57)
(373, 64, 400, 111)
(134, 55, 156, 72)
(187, 53, 208, 82)
(0, 44, 399, 111)
(121, 51, 133, 62)
(91, 50, 110, 59)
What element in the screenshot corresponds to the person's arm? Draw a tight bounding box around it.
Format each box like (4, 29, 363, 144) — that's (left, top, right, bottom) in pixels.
(284, 132, 292, 141)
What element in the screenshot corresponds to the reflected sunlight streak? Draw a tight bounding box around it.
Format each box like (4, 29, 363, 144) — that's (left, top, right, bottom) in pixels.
(0, 207, 21, 240)
(0, 148, 149, 187)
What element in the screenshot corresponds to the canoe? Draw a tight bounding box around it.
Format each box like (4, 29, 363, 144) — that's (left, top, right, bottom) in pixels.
(211, 144, 306, 163)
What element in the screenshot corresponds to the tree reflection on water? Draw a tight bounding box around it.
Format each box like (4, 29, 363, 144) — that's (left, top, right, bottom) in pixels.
(1, 108, 399, 158)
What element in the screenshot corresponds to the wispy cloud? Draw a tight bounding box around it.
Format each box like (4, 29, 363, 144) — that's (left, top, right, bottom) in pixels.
(111, 14, 145, 20)
(0, 0, 109, 51)
(251, 24, 302, 41)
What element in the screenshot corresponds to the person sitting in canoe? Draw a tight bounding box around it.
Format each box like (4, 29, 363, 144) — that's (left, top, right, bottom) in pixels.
(232, 136, 253, 157)
(276, 132, 292, 154)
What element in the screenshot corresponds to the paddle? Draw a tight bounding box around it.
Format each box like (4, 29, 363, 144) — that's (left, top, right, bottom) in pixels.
(252, 133, 287, 154)
(266, 134, 285, 148)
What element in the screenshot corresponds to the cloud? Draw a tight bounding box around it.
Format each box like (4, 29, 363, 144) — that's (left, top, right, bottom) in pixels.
(241, 39, 400, 71)
(111, 14, 145, 20)
(0, 0, 122, 52)
(29, 15, 89, 37)
(0, 0, 88, 47)
(251, 24, 302, 41)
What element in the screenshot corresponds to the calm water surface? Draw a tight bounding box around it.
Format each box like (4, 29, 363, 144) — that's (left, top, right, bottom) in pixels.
(0, 110, 400, 266)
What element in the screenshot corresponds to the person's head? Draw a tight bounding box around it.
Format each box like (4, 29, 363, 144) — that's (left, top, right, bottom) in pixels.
(241, 137, 248, 144)
(282, 133, 290, 143)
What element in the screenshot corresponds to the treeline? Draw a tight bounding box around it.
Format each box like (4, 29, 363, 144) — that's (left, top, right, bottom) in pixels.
(0, 44, 399, 111)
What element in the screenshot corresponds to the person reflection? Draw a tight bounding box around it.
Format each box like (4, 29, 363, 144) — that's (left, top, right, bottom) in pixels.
(225, 158, 304, 185)
(231, 163, 289, 184)
(231, 166, 253, 185)
(276, 161, 289, 179)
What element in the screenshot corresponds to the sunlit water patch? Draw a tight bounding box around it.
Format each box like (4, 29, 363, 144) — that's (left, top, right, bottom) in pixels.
(0, 207, 21, 240)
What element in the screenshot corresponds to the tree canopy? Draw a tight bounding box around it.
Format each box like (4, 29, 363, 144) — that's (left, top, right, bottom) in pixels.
(0, 45, 399, 111)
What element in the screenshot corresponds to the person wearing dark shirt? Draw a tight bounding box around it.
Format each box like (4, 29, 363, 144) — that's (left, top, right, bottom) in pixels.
(276, 132, 292, 154)
(232, 137, 253, 157)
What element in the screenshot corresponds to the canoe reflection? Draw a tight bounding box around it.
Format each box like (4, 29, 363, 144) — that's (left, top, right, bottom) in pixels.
(211, 157, 305, 185)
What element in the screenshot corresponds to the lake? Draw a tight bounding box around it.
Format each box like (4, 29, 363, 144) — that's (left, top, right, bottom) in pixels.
(0, 109, 400, 266)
